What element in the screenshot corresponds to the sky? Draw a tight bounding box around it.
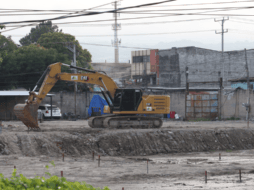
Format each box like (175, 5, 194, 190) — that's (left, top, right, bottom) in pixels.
(1, 0, 254, 62)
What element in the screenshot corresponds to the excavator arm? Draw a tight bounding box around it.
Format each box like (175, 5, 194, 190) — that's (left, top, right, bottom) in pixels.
(14, 62, 118, 129)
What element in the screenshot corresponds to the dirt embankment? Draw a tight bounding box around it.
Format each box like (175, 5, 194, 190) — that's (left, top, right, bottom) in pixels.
(1, 126, 254, 157)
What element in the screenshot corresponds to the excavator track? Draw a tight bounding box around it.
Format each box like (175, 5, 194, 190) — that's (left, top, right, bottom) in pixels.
(103, 116, 162, 129)
(88, 114, 115, 128)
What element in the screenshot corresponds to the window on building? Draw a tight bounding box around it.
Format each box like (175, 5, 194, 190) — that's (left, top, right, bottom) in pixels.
(133, 55, 150, 63)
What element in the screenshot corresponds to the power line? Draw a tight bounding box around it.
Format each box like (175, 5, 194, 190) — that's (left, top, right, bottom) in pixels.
(0, 0, 176, 25)
(230, 20, 254, 25)
(1, 17, 217, 28)
(118, 6, 254, 13)
(2, 6, 254, 16)
(0, 13, 77, 16)
(7, 29, 215, 38)
(3, 4, 254, 33)
(0, 1, 117, 34)
(1, 0, 252, 12)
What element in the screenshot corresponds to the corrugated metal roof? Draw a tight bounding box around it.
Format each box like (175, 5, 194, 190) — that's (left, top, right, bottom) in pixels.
(0, 91, 54, 96)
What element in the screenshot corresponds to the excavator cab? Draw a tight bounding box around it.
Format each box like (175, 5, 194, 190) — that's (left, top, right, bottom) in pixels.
(112, 89, 142, 111)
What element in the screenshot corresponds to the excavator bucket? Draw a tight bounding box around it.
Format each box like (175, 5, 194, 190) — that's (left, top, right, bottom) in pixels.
(13, 103, 40, 129)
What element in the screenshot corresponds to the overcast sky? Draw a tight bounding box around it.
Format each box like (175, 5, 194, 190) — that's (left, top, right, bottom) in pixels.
(1, 0, 254, 62)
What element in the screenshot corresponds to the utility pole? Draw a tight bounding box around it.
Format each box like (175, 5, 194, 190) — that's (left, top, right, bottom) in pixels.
(66, 43, 77, 118)
(112, 1, 121, 63)
(245, 48, 250, 128)
(215, 17, 229, 85)
(185, 66, 189, 120)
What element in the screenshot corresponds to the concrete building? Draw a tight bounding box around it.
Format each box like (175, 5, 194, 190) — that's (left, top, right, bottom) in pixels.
(131, 50, 159, 86)
(131, 47, 254, 88)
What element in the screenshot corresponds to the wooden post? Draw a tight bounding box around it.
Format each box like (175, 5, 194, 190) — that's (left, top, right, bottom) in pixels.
(147, 160, 148, 174)
(239, 169, 242, 182)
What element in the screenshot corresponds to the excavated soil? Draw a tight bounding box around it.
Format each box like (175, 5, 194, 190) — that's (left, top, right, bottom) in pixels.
(0, 120, 254, 157)
(0, 120, 254, 189)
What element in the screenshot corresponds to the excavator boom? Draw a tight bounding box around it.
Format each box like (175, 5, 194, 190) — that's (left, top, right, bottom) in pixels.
(13, 62, 118, 129)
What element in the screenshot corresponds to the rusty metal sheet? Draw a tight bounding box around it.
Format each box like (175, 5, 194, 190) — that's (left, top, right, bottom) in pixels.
(186, 101, 193, 107)
(203, 107, 211, 112)
(195, 113, 202, 118)
(195, 107, 202, 113)
(187, 95, 192, 100)
(211, 113, 218, 118)
(202, 95, 210, 100)
(202, 112, 211, 118)
(211, 107, 218, 113)
(185, 92, 219, 120)
(186, 113, 194, 118)
(194, 101, 202, 106)
(211, 94, 218, 100)
(202, 100, 210, 107)
(186, 107, 194, 113)
(210, 100, 218, 107)
(194, 95, 203, 101)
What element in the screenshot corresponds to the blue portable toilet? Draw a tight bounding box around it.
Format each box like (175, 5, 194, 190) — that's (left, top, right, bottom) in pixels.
(88, 95, 108, 117)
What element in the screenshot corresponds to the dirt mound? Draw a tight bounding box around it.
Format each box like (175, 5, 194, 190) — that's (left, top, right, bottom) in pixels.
(1, 128, 254, 157)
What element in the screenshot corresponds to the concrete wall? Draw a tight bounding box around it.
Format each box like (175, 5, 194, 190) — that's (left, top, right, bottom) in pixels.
(222, 89, 254, 119)
(158, 47, 254, 88)
(0, 96, 27, 120)
(1, 89, 252, 121)
(158, 48, 181, 87)
(41, 92, 103, 119)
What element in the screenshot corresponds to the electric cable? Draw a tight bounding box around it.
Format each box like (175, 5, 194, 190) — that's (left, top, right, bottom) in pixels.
(1, 17, 217, 28)
(7, 29, 215, 37)
(2, 6, 254, 16)
(0, 0, 176, 25)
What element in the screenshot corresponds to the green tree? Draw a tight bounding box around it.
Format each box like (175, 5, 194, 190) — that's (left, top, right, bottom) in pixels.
(0, 44, 71, 90)
(37, 32, 92, 69)
(19, 21, 61, 46)
(0, 35, 17, 64)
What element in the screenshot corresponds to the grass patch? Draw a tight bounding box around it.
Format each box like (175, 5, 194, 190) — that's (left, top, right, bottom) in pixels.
(226, 117, 240, 120)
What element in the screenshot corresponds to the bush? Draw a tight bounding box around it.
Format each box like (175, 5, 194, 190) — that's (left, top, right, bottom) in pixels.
(0, 161, 110, 190)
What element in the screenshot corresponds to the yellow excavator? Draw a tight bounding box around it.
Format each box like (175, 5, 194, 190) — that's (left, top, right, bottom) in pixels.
(14, 62, 170, 129)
